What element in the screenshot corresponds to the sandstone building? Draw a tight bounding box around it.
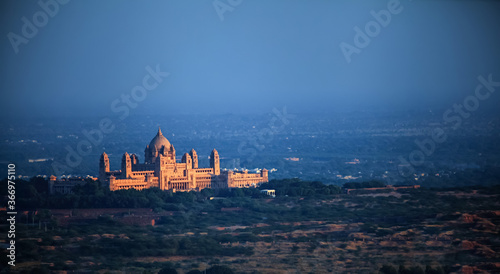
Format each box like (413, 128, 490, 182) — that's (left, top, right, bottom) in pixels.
(99, 128, 268, 191)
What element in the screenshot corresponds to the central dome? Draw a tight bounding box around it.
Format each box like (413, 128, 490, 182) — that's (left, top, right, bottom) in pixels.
(149, 128, 171, 150)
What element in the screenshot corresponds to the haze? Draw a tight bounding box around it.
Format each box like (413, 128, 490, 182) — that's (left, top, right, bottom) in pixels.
(1, 0, 499, 121)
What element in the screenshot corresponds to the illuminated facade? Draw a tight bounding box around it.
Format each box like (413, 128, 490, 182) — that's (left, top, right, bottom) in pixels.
(99, 128, 268, 191)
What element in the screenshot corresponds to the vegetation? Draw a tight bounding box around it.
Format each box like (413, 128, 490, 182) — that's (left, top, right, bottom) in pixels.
(343, 180, 386, 189)
(1, 177, 499, 273)
(261, 178, 342, 196)
(2, 177, 343, 210)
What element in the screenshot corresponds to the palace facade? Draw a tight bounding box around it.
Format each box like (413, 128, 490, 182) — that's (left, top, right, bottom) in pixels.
(99, 128, 268, 191)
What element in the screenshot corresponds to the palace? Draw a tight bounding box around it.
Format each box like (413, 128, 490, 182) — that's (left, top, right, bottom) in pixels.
(98, 128, 268, 191)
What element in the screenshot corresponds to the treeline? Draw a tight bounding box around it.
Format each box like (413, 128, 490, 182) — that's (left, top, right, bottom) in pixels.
(4, 177, 343, 210)
(161, 265, 235, 274)
(259, 178, 342, 196)
(343, 180, 386, 189)
(13, 179, 216, 210)
(380, 264, 447, 274)
(6, 176, 500, 211)
(79, 235, 252, 259)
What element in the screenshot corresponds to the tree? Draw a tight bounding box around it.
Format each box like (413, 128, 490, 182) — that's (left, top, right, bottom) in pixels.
(425, 265, 445, 274)
(158, 267, 178, 274)
(408, 266, 425, 274)
(206, 265, 235, 274)
(380, 264, 398, 274)
(399, 265, 410, 274)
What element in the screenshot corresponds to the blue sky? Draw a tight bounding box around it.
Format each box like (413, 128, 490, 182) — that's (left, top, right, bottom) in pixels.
(1, 0, 499, 120)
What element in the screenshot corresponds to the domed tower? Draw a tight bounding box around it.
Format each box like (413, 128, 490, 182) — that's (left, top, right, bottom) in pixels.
(189, 149, 198, 169)
(144, 127, 173, 164)
(99, 152, 110, 181)
(210, 149, 220, 175)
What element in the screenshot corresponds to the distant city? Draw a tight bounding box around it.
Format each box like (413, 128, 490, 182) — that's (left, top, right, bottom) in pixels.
(2, 110, 499, 188)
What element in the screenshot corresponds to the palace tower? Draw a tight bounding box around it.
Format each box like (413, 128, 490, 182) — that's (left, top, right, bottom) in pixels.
(99, 128, 268, 191)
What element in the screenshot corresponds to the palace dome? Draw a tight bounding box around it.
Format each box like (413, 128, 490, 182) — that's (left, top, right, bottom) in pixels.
(149, 128, 171, 150)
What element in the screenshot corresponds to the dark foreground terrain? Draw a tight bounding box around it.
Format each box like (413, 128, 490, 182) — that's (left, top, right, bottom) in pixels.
(1, 178, 500, 273)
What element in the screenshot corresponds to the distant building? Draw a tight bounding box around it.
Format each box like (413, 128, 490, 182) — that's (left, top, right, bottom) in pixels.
(261, 189, 276, 197)
(49, 175, 97, 194)
(99, 128, 268, 191)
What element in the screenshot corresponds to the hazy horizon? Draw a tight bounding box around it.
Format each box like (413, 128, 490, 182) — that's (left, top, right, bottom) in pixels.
(1, 0, 500, 122)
